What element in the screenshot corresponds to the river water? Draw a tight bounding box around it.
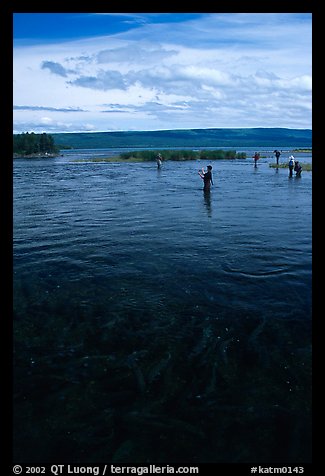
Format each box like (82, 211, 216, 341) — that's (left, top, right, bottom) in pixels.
(13, 149, 312, 464)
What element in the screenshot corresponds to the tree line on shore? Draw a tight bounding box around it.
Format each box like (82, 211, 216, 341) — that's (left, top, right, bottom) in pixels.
(13, 132, 60, 156)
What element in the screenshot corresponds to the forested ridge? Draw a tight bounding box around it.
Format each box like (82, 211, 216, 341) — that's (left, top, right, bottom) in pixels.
(52, 127, 312, 149)
(13, 128, 312, 155)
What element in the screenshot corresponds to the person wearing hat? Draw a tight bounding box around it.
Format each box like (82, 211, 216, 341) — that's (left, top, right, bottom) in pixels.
(288, 155, 295, 177)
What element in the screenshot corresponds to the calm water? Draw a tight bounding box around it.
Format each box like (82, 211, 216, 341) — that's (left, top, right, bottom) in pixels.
(13, 150, 312, 464)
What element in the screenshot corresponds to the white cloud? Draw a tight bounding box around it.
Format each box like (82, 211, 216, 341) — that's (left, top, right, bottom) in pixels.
(13, 13, 312, 133)
(41, 61, 69, 77)
(69, 69, 128, 90)
(96, 43, 178, 65)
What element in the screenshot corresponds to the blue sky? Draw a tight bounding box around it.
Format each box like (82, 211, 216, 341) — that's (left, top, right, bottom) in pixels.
(13, 13, 312, 133)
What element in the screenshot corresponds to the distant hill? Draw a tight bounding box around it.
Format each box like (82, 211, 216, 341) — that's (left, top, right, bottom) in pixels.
(53, 128, 312, 150)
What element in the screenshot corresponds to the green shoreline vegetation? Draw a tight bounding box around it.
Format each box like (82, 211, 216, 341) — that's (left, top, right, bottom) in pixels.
(73, 150, 312, 172)
(269, 162, 312, 171)
(12, 131, 312, 168)
(73, 149, 247, 163)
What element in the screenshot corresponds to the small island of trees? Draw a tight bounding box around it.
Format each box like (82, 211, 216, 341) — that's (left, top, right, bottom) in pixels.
(13, 132, 60, 157)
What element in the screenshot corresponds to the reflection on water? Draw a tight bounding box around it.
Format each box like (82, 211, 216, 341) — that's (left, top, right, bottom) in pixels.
(203, 190, 212, 217)
(13, 153, 312, 463)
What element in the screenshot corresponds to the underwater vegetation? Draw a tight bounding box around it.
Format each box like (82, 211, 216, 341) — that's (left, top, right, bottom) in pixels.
(13, 280, 311, 464)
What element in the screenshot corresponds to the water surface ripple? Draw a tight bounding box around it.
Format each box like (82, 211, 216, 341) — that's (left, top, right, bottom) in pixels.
(13, 152, 312, 463)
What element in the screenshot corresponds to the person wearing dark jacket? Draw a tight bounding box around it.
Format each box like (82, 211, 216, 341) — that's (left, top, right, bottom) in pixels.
(198, 165, 213, 191)
(274, 149, 281, 165)
(294, 160, 302, 177)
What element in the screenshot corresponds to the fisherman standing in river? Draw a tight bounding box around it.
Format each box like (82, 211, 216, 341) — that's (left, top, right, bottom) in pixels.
(253, 152, 260, 168)
(274, 149, 281, 166)
(294, 160, 302, 177)
(288, 155, 295, 177)
(198, 165, 213, 191)
(156, 153, 163, 169)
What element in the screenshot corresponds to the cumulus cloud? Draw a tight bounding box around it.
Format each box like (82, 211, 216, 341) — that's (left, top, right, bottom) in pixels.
(41, 61, 71, 77)
(70, 62, 311, 116)
(69, 69, 127, 90)
(13, 13, 312, 132)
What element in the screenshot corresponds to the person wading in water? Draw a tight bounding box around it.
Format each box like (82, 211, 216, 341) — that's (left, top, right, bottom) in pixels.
(253, 152, 260, 168)
(198, 165, 213, 191)
(156, 153, 163, 169)
(274, 149, 281, 166)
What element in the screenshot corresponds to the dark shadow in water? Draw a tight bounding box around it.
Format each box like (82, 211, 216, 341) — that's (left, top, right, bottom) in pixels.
(203, 189, 212, 217)
(13, 298, 312, 464)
